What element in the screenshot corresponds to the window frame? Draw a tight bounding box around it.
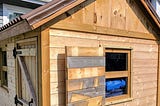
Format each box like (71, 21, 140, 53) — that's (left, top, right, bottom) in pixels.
(0, 48, 8, 89)
(105, 48, 131, 102)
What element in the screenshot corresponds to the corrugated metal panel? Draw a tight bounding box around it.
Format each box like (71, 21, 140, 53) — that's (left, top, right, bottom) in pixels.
(0, 0, 79, 32)
(0, 17, 23, 31)
(22, 0, 77, 25)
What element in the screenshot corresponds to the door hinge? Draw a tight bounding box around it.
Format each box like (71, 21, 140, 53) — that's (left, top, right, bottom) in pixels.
(29, 98, 33, 106)
(14, 95, 23, 106)
(13, 47, 22, 58)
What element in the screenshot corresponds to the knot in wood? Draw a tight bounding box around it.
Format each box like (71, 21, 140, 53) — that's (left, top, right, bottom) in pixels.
(113, 10, 118, 15)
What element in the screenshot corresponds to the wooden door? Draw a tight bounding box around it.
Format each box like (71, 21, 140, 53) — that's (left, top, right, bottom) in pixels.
(15, 38, 38, 106)
(65, 47, 105, 106)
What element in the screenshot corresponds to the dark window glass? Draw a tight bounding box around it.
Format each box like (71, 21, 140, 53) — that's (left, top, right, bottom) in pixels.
(105, 77, 127, 98)
(105, 53, 128, 71)
(2, 51, 7, 66)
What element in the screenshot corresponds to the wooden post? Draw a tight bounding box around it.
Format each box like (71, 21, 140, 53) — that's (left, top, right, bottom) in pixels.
(41, 28, 50, 106)
(157, 44, 160, 106)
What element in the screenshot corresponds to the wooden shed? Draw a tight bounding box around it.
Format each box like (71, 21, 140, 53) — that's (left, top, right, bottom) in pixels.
(0, 0, 160, 106)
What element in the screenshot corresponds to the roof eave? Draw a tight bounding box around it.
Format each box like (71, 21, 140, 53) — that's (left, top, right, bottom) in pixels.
(23, 0, 86, 29)
(0, 0, 86, 40)
(0, 20, 32, 41)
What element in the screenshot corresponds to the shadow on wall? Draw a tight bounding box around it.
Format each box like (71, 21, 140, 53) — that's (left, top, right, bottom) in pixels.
(126, 0, 160, 37)
(57, 54, 66, 106)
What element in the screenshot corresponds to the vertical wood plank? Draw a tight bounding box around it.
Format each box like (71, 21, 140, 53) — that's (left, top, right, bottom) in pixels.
(95, 0, 111, 27)
(17, 56, 37, 105)
(66, 46, 105, 105)
(157, 44, 160, 106)
(110, 0, 126, 29)
(41, 28, 50, 106)
(83, 0, 95, 25)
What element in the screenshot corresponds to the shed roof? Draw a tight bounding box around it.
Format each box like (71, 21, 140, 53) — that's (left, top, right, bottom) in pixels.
(0, 0, 159, 40)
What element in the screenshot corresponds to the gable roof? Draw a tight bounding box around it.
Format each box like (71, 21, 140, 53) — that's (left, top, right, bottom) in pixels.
(0, 0, 159, 41)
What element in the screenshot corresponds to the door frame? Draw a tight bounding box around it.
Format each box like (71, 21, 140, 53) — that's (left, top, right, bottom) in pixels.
(15, 37, 38, 106)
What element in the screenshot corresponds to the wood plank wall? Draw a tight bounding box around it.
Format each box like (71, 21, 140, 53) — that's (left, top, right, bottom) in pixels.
(51, 0, 156, 36)
(0, 30, 40, 106)
(49, 29, 158, 106)
(41, 29, 50, 106)
(65, 47, 105, 106)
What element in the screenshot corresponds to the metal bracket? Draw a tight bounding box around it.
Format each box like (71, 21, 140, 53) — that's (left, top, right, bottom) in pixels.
(13, 47, 22, 58)
(29, 98, 33, 106)
(14, 95, 23, 106)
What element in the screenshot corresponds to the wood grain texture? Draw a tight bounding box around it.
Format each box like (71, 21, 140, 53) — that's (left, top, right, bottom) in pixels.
(67, 57, 105, 68)
(50, 36, 99, 48)
(66, 47, 105, 105)
(66, 76, 105, 91)
(66, 47, 104, 56)
(51, 0, 157, 39)
(67, 67, 105, 80)
(48, 0, 159, 103)
(17, 56, 37, 106)
(52, 23, 156, 40)
(49, 28, 158, 105)
(41, 28, 50, 106)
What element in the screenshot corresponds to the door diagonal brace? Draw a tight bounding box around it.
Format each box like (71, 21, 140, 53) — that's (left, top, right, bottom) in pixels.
(17, 56, 37, 106)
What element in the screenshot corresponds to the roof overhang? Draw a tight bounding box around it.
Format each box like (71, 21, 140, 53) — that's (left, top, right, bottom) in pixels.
(22, 0, 86, 29)
(0, 0, 159, 41)
(0, 0, 86, 40)
(140, 0, 160, 28)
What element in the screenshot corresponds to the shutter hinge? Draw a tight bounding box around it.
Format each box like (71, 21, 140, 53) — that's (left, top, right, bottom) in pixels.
(14, 95, 23, 106)
(13, 47, 22, 58)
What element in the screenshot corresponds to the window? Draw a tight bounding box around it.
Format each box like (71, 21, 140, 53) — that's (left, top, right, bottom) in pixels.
(105, 49, 131, 102)
(0, 49, 8, 88)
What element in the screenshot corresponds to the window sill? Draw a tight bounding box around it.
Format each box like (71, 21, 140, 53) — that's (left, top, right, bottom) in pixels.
(1, 85, 9, 93)
(105, 98, 133, 106)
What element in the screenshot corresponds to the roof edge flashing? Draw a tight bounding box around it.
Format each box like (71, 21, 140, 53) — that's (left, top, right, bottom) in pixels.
(25, 0, 77, 25)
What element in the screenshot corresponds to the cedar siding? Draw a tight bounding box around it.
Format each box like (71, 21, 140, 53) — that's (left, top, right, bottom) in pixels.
(0, 0, 159, 106)
(49, 29, 158, 106)
(49, 0, 159, 105)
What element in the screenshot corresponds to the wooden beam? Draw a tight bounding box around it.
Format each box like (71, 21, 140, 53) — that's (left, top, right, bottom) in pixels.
(157, 44, 160, 106)
(51, 23, 157, 40)
(17, 56, 37, 106)
(41, 28, 50, 106)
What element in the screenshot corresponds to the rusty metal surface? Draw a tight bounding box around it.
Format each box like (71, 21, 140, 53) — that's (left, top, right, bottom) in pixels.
(0, 0, 77, 32)
(22, 0, 77, 25)
(0, 17, 23, 31)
